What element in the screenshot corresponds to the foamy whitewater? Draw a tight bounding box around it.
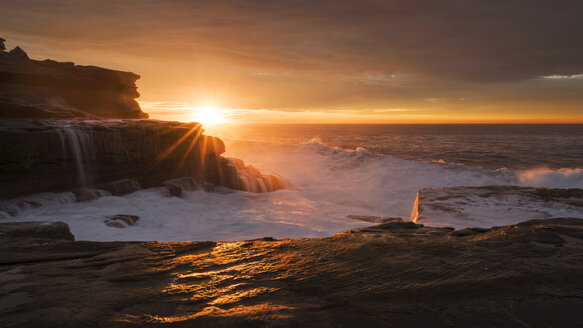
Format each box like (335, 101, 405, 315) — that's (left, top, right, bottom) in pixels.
(2, 124, 582, 241)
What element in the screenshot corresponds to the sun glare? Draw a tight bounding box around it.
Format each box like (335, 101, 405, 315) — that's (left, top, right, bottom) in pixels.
(194, 106, 226, 126)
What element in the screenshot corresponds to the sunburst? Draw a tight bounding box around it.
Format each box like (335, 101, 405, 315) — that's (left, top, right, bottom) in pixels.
(195, 106, 226, 126)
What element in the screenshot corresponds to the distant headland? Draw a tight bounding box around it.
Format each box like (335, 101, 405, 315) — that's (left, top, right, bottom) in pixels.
(0, 38, 147, 119)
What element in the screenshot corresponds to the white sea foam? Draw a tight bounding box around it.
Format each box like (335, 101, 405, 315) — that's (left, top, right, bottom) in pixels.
(2, 139, 582, 241)
(516, 167, 583, 188)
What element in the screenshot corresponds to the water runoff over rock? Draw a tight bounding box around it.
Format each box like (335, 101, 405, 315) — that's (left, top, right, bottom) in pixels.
(58, 124, 94, 187)
(0, 120, 285, 222)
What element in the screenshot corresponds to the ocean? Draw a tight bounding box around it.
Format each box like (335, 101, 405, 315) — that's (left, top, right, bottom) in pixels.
(220, 124, 583, 170)
(4, 124, 583, 241)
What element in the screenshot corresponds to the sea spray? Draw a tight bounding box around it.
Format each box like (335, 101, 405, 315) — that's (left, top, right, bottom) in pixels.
(5, 138, 581, 241)
(516, 167, 583, 188)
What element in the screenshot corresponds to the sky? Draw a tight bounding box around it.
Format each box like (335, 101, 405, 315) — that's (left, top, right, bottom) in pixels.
(1, 0, 582, 123)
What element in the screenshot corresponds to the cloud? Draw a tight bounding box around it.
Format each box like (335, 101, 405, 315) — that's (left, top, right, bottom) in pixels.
(3, 0, 583, 83)
(1, 0, 582, 120)
(543, 74, 583, 80)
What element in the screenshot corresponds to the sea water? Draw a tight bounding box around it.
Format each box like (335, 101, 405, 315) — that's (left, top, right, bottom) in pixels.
(3, 124, 583, 241)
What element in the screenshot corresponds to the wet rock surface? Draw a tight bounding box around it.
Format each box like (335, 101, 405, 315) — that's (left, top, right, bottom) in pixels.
(104, 215, 140, 228)
(0, 221, 74, 244)
(0, 119, 285, 201)
(1, 218, 582, 327)
(0, 40, 286, 204)
(412, 186, 583, 228)
(346, 215, 404, 224)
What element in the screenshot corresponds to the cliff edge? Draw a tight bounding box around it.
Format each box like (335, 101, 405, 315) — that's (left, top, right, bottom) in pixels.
(0, 39, 285, 201)
(0, 39, 147, 119)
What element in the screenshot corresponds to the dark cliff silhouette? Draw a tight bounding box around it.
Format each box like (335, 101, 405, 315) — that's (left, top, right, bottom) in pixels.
(0, 39, 147, 119)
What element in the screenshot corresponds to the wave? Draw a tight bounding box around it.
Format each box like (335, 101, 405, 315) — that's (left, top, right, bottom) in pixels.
(2, 138, 582, 241)
(228, 138, 583, 187)
(225, 138, 583, 218)
(516, 167, 583, 188)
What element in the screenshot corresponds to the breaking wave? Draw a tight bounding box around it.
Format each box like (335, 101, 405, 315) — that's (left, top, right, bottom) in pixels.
(2, 138, 582, 241)
(516, 167, 583, 188)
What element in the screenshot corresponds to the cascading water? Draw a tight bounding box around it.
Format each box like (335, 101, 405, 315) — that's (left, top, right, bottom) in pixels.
(58, 125, 93, 187)
(226, 157, 286, 192)
(257, 178, 267, 193)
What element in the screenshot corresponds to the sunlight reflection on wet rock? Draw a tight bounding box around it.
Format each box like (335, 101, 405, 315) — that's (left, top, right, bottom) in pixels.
(146, 303, 294, 323)
(162, 241, 290, 312)
(208, 287, 281, 306)
(152, 241, 299, 325)
(3, 219, 583, 326)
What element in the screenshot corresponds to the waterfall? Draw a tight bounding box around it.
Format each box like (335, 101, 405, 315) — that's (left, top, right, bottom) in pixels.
(257, 178, 268, 193)
(239, 175, 251, 192)
(263, 176, 273, 192)
(226, 158, 286, 193)
(58, 125, 93, 187)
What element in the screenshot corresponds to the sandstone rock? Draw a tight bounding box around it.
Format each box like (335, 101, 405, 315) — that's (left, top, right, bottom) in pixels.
(96, 179, 142, 196)
(7, 46, 28, 60)
(0, 120, 283, 200)
(0, 42, 146, 119)
(1, 218, 582, 327)
(0, 37, 6, 51)
(450, 227, 489, 237)
(164, 183, 183, 197)
(72, 188, 111, 202)
(347, 215, 403, 224)
(0, 221, 74, 243)
(202, 181, 215, 192)
(373, 221, 422, 230)
(104, 214, 139, 228)
(0, 43, 287, 202)
(162, 177, 199, 197)
(411, 186, 583, 228)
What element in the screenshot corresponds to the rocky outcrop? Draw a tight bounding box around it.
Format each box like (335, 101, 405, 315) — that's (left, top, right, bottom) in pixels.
(0, 119, 286, 203)
(0, 221, 74, 244)
(1, 218, 582, 327)
(0, 39, 286, 204)
(104, 215, 140, 228)
(411, 186, 583, 228)
(0, 41, 147, 119)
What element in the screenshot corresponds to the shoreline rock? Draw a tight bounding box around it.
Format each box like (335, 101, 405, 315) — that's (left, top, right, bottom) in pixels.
(1, 218, 582, 327)
(104, 214, 140, 228)
(0, 40, 287, 204)
(412, 186, 583, 228)
(0, 41, 147, 119)
(0, 119, 286, 204)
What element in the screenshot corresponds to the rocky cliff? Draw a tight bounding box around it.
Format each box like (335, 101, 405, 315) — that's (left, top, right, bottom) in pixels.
(0, 41, 147, 119)
(0, 119, 285, 202)
(0, 39, 285, 203)
(1, 218, 582, 327)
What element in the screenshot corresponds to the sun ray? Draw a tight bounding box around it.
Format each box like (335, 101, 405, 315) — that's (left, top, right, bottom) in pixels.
(193, 106, 227, 126)
(146, 123, 202, 174)
(176, 127, 204, 174)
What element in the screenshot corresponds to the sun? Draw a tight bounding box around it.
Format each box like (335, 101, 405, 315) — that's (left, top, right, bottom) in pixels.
(194, 106, 226, 126)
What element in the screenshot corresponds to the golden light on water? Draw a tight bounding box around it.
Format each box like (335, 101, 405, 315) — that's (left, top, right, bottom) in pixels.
(143, 100, 583, 125)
